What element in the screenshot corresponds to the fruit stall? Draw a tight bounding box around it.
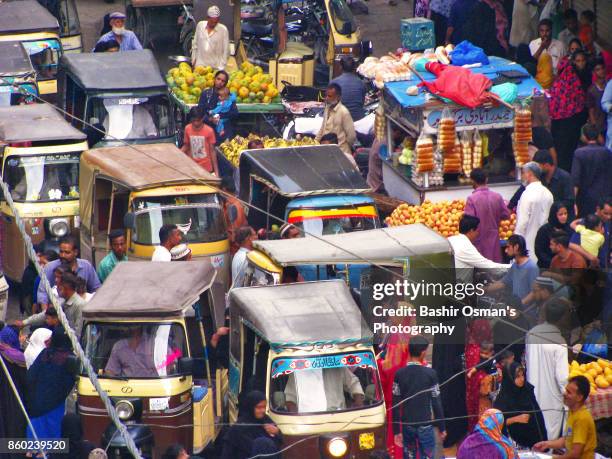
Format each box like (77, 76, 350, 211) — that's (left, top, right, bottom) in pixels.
(168, 62, 287, 138)
(569, 359, 612, 420)
(368, 53, 540, 205)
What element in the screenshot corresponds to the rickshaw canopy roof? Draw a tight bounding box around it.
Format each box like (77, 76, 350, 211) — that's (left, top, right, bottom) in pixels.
(0, 0, 60, 34)
(253, 224, 452, 265)
(81, 143, 220, 190)
(60, 50, 166, 91)
(83, 261, 217, 319)
(229, 280, 373, 348)
(0, 104, 86, 142)
(239, 145, 371, 198)
(0, 41, 35, 76)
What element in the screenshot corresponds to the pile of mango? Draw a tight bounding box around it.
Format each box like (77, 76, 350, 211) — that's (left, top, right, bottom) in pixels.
(569, 359, 612, 393)
(167, 62, 215, 105)
(220, 134, 318, 167)
(228, 61, 280, 104)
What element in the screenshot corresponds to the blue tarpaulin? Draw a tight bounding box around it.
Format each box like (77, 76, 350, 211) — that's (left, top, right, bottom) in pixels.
(385, 57, 540, 109)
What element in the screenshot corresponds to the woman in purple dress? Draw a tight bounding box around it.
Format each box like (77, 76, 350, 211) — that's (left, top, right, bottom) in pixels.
(457, 409, 518, 459)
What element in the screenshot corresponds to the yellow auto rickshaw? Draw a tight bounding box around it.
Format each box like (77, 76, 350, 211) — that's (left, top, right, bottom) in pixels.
(78, 143, 230, 290)
(0, 41, 39, 106)
(0, 0, 64, 101)
(0, 104, 87, 282)
(78, 261, 228, 457)
(228, 280, 386, 458)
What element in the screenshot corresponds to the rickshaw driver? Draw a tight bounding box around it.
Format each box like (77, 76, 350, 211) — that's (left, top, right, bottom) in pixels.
(283, 367, 365, 412)
(102, 103, 158, 140)
(105, 326, 166, 377)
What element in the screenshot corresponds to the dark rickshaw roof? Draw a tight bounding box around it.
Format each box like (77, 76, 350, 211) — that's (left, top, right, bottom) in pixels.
(0, 104, 86, 142)
(0, 0, 60, 34)
(0, 41, 35, 76)
(83, 262, 217, 319)
(60, 50, 167, 91)
(238, 145, 371, 198)
(229, 280, 373, 348)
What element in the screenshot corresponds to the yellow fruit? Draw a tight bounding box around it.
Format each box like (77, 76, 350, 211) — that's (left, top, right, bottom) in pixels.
(606, 373, 612, 384)
(579, 364, 587, 372)
(194, 66, 206, 75)
(596, 375, 610, 389)
(605, 367, 612, 377)
(571, 361, 580, 369)
(597, 359, 610, 369)
(588, 368, 599, 378)
(238, 87, 249, 99)
(584, 372, 595, 384)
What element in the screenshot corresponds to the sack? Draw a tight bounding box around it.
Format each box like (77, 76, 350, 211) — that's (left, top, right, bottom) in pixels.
(280, 82, 324, 102)
(449, 40, 490, 66)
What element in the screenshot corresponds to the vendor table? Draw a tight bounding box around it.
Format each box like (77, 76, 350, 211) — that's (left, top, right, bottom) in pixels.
(586, 387, 612, 420)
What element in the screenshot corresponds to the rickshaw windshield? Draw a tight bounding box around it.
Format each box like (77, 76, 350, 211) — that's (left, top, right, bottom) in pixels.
(82, 322, 188, 379)
(4, 153, 80, 202)
(21, 39, 61, 79)
(290, 212, 378, 237)
(132, 194, 227, 245)
(87, 96, 173, 142)
(269, 351, 383, 415)
(328, 0, 357, 35)
(59, 0, 80, 35)
(242, 263, 280, 287)
(0, 84, 38, 107)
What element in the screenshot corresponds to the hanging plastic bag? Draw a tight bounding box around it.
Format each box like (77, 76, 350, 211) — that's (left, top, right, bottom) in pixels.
(438, 106, 456, 154)
(415, 131, 435, 174)
(472, 130, 483, 169)
(460, 130, 473, 176)
(443, 135, 462, 174)
(448, 40, 490, 66)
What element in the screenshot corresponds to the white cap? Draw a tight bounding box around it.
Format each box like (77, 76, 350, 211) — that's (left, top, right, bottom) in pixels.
(207, 5, 221, 17)
(170, 243, 192, 261)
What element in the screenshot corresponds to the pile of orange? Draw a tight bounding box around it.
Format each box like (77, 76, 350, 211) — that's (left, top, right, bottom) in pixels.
(228, 62, 280, 104)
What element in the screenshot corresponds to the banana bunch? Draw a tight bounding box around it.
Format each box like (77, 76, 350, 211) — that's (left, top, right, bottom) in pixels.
(219, 134, 319, 167)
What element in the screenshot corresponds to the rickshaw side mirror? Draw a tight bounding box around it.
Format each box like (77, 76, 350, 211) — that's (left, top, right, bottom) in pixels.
(123, 212, 136, 230)
(178, 357, 194, 374)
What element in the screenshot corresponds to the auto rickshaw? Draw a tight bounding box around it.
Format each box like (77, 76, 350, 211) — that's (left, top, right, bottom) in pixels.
(228, 280, 386, 458)
(78, 261, 228, 457)
(238, 144, 380, 232)
(124, 0, 192, 49)
(238, 224, 455, 322)
(0, 104, 87, 282)
(78, 143, 230, 291)
(59, 50, 177, 147)
(0, 0, 63, 101)
(36, 0, 83, 52)
(0, 41, 38, 106)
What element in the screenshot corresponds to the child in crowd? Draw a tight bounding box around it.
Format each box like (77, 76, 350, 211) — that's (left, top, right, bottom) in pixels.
(575, 214, 605, 258)
(181, 106, 218, 175)
(467, 341, 496, 423)
(211, 87, 236, 139)
(579, 10, 595, 29)
(45, 307, 60, 330)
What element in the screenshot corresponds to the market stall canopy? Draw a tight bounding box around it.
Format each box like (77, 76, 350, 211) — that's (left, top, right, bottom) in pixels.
(0, 104, 86, 143)
(83, 261, 217, 319)
(81, 143, 220, 190)
(253, 224, 451, 265)
(60, 50, 166, 91)
(229, 280, 372, 347)
(0, 42, 35, 76)
(0, 0, 60, 34)
(239, 145, 370, 198)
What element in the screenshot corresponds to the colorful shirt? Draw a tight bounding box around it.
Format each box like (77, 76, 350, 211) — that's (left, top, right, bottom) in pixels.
(548, 58, 586, 120)
(97, 252, 128, 283)
(575, 225, 605, 258)
(183, 123, 216, 172)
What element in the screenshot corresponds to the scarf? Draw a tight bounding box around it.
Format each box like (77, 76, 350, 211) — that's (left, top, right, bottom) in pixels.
(479, 0, 509, 51)
(0, 326, 25, 366)
(548, 58, 586, 120)
(474, 409, 518, 459)
(24, 328, 52, 369)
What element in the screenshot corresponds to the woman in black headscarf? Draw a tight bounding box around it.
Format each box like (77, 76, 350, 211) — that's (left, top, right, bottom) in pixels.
(534, 201, 573, 269)
(221, 390, 282, 459)
(493, 362, 547, 448)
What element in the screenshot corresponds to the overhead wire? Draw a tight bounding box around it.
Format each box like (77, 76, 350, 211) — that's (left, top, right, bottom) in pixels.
(2, 77, 608, 457)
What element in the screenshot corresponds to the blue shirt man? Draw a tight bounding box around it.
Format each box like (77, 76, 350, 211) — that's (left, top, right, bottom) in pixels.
(94, 12, 143, 52)
(330, 56, 366, 122)
(601, 80, 612, 151)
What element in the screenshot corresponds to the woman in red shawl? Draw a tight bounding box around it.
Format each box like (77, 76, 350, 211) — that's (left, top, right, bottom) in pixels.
(377, 304, 417, 458)
(465, 319, 493, 432)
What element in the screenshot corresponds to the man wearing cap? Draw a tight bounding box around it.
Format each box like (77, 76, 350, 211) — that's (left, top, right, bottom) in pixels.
(192, 6, 230, 71)
(95, 12, 143, 52)
(514, 161, 554, 264)
(330, 56, 367, 122)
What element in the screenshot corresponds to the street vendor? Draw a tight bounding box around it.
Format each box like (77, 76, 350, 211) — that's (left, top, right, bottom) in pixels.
(191, 6, 229, 71)
(94, 12, 143, 52)
(197, 70, 238, 144)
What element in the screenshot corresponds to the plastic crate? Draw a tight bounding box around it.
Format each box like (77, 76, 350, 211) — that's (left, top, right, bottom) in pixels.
(401, 18, 435, 51)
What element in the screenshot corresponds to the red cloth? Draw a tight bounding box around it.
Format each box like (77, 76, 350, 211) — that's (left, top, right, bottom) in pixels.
(419, 62, 493, 109)
(465, 319, 493, 431)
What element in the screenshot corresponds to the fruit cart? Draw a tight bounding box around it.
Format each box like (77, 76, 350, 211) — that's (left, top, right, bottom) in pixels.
(379, 56, 540, 205)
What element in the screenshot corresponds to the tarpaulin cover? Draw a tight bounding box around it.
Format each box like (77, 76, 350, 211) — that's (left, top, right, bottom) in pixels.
(419, 62, 492, 109)
(449, 40, 490, 66)
(384, 57, 540, 109)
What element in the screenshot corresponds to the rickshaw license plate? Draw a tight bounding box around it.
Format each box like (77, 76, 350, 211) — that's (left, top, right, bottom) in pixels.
(359, 432, 375, 450)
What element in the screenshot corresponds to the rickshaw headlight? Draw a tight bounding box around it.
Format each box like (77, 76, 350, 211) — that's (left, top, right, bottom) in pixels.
(49, 218, 70, 237)
(115, 400, 134, 420)
(327, 437, 348, 457)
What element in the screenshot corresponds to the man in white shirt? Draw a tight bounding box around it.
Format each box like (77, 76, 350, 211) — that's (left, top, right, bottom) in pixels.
(529, 19, 565, 74)
(191, 6, 229, 71)
(448, 215, 510, 284)
(231, 226, 257, 286)
(152, 224, 183, 261)
(515, 162, 554, 264)
(525, 298, 569, 440)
